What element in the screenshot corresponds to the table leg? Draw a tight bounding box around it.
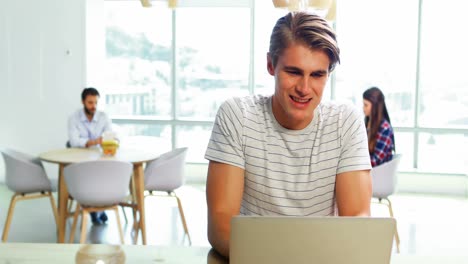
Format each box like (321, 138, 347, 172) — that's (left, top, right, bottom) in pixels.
(129, 176, 139, 242)
(133, 163, 147, 245)
(57, 164, 69, 243)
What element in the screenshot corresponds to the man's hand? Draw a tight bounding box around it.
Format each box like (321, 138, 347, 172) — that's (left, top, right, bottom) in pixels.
(85, 137, 103, 148)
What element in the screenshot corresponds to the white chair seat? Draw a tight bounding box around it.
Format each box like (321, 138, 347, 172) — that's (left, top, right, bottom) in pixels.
(143, 148, 191, 245)
(64, 160, 132, 244)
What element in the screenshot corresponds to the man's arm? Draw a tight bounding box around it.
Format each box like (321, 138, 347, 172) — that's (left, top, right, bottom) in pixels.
(85, 137, 101, 147)
(68, 115, 101, 148)
(206, 161, 245, 258)
(335, 169, 372, 216)
(68, 116, 88, 148)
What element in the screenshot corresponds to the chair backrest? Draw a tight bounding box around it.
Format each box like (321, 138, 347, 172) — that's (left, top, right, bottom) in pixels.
(144, 147, 188, 192)
(1, 148, 52, 193)
(64, 160, 132, 207)
(371, 154, 402, 199)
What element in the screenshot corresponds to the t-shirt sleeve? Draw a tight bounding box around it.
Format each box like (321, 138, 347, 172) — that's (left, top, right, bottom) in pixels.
(337, 104, 372, 174)
(205, 98, 245, 169)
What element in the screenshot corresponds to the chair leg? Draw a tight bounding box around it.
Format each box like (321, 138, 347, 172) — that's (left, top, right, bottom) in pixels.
(69, 204, 81, 243)
(174, 193, 191, 245)
(1, 194, 20, 242)
(132, 208, 138, 231)
(121, 206, 128, 224)
(47, 192, 59, 228)
(80, 210, 89, 244)
(113, 207, 125, 244)
(132, 208, 139, 245)
(123, 177, 134, 225)
(68, 199, 74, 215)
(132, 194, 140, 243)
(385, 198, 400, 253)
(130, 176, 138, 228)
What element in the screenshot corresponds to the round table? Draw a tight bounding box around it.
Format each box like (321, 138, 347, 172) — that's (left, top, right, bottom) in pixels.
(39, 147, 161, 245)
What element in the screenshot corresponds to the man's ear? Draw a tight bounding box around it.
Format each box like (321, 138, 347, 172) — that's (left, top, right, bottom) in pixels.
(267, 52, 275, 76)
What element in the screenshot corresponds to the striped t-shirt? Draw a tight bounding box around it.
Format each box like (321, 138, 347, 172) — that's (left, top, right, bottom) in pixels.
(205, 95, 371, 216)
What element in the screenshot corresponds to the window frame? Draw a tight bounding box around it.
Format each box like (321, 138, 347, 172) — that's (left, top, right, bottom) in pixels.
(100, 0, 468, 176)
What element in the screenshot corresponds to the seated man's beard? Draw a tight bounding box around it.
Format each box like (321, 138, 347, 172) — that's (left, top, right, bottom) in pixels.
(84, 107, 95, 116)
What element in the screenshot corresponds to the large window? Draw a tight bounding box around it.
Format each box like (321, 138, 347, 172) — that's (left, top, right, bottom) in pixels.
(418, 133, 466, 174)
(175, 125, 212, 163)
(334, 0, 467, 174)
(416, 0, 468, 173)
(175, 8, 251, 120)
(335, 0, 419, 128)
(419, 0, 468, 129)
(102, 1, 251, 163)
(335, 0, 419, 171)
(253, 2, 287, 97)
(98, 0, 467, 176)
(104, 1, 172, 118)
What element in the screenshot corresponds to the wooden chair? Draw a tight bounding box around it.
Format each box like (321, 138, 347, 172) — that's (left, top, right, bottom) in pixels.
(1, 149, 58, 242)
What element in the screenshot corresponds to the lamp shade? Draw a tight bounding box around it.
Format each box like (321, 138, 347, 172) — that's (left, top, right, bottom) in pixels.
(272, 0, 289, 8)
(308, 0, 332, 9)
(168, 0, 177, 8)
(140, 0, 151, 8)
(272, 0, 336, 21)
(272, 0, 308, 11)
(324, 0, 336, 21)
(140, 0, 178, 8)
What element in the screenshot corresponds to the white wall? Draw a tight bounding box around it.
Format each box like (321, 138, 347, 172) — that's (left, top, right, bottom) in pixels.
(0, 0, 86, 181)
(85, 0, 105, 88)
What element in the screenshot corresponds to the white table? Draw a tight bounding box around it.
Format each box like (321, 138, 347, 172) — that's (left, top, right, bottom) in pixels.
(1, 243, 468, 264)
(39, 147, 161, 245)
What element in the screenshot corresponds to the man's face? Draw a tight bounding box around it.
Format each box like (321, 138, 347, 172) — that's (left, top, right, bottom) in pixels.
(82, 95, 99, 116)
(267, 43, 330, 130)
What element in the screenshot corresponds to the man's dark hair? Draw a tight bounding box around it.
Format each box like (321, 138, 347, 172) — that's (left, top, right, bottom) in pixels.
(81, 87, 100, 101)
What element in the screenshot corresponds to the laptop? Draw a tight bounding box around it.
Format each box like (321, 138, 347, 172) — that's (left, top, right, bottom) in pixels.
(230, 216, 396, 264)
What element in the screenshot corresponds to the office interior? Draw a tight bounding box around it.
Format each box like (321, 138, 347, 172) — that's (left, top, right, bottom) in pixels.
(0, 0, 467, 258)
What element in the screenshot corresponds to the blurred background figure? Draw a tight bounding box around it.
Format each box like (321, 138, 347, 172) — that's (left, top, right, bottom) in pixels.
(363, 87, 395, 167)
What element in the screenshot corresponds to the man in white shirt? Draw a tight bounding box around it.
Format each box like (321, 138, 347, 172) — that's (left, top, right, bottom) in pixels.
(68, 87, 112, 224)
(68, 87, 112, 148)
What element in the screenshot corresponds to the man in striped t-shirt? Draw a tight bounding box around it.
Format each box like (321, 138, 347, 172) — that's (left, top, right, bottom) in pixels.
(205, 12, 372, 258)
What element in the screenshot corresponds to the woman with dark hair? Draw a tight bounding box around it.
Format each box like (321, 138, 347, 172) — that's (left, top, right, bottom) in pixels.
(363, 87, 395, 167)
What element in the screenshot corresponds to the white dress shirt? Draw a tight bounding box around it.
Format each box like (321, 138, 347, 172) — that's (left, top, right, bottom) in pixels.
(68, 109, 112, 147)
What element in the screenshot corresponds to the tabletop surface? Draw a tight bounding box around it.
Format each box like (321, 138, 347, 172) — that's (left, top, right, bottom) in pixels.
(39, 147, 161, 164)
(0, 243, 467, 264)
(0, 243, 217, 264)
